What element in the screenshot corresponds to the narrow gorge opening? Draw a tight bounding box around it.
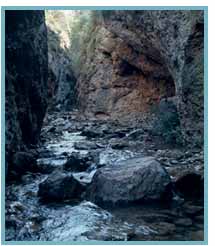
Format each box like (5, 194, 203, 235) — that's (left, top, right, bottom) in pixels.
(5, 10, 204, 242)
(45, 10, 177, 124)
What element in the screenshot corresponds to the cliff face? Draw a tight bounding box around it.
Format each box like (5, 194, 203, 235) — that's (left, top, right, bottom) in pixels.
(76, 10, 204, 144)
(76, 15, 175, 124)
(45, 11, 77, 111)
(5, 10, 48, 173)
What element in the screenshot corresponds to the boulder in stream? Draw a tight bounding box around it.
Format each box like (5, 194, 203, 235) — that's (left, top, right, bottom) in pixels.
(63, 153, 92, 172)
(87, 156, 172, 206)
(38, 171, 85, 202)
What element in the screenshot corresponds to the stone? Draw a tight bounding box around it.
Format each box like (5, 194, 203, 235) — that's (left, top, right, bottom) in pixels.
(39, 201, 151, 241)
(182, 203, 204, 216)
(63, 154, 91, 172)
(81, 128, 103, 138)
(151, 222, 176, 236)
(174, 218, 193, 227)
(139, 213, 173, 223)
(9, 201, 26, 213)
(10, 152, 38, 176)
(75, 10, 203, 145)
(38, 171, 85, 202)
(74, 141, 98, 150)
(87, 157, 172, 206)
(45, 11, 77, 111)
(109, 138, 129, 149)
(127, 129, 145, 139)
(5, 10, 48, 176)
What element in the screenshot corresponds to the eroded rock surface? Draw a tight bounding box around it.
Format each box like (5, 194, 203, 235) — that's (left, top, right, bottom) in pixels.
(76, 10, 203, 145)
(87, 156, 172, 206)
(5, 10, 48, 175)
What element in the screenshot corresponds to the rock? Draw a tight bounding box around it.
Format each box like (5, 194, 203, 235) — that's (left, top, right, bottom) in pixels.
(127, 129, 145, 139)
(47, 126, 56, 133)
(10, 152, 38, 176)
(9, 201, 26, 213)
(151, 222, 176, 236)
(63, 154, 92, 172)
(139, 213, 173, 223)
(75, 11, 203, 145)
(46, 18, 77, 111)
(39, 201, 151, 241)
(182, 203, 204, 216)
(81, 128, 103, 138)
(113, 129, 127, 138)
(6, 11, 48, 176)
(37, 156, 67, 174)
(109, 138, 129, 149)
(170, 160, 178, 165)
(87, 157, 172, 206)
(74, 141, 98, 150)
(38, 171, 85, 202)
(174, 218, 193, 227)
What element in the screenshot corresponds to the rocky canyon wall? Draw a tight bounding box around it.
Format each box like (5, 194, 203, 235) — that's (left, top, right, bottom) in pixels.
(45, 11, 77, 111)
(76, 10, 204, 145)
(5, 10, 48, 174)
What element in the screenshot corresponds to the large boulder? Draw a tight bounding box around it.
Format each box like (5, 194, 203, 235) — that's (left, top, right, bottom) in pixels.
(87, 157, 172, 206)
(38, 171, 85, 202)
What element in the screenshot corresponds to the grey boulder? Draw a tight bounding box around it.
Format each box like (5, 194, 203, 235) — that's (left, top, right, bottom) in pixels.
(87, 157, 172, 206)
(38, 171, 85, 202)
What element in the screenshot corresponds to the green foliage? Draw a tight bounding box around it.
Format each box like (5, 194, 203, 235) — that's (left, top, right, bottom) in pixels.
(152, 100, 183, 146)
(45, 10, 98, 76)
(68, 11, 98, 75)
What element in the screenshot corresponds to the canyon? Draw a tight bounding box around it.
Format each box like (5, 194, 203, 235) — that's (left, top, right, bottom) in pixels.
(5, 10, 204, 241)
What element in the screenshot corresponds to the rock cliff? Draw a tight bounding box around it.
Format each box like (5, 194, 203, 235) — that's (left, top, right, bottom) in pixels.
(76, 10, 204, 145)
(5, 10, 48, 174)
(45, 11, 77, 111)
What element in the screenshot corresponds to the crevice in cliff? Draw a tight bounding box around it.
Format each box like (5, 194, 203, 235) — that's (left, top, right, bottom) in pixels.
(45, 11, 78, 112)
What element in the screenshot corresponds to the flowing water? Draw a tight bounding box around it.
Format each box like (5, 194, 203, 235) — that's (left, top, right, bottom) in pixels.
(5, 112, 204, 242)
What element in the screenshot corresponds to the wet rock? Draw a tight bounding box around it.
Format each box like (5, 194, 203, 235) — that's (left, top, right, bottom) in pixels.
(73, 170, 97, 185)
(109, 138, 129, 149)
(127, 129, 145, 139)
(81, 128, 102, 138)
(37, 157, 67, 174)
(63, 154, 92, 172)
(174, 218, 193, 227)
(87, 157, 172, 206)
(10, 152, 38, 177)
(8, 201, 26, 213)
(151, 222, 176, 236)
(39, 201, 152, 241)
(38, 171, 85, 202)
(113, 129, 127, 138)
(182, 203, 204, 217)
(139, 213, 173, 223)
(99, 148, 138, 166)
(47, 126, 56, 133)
(74, 141, 98, 150)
